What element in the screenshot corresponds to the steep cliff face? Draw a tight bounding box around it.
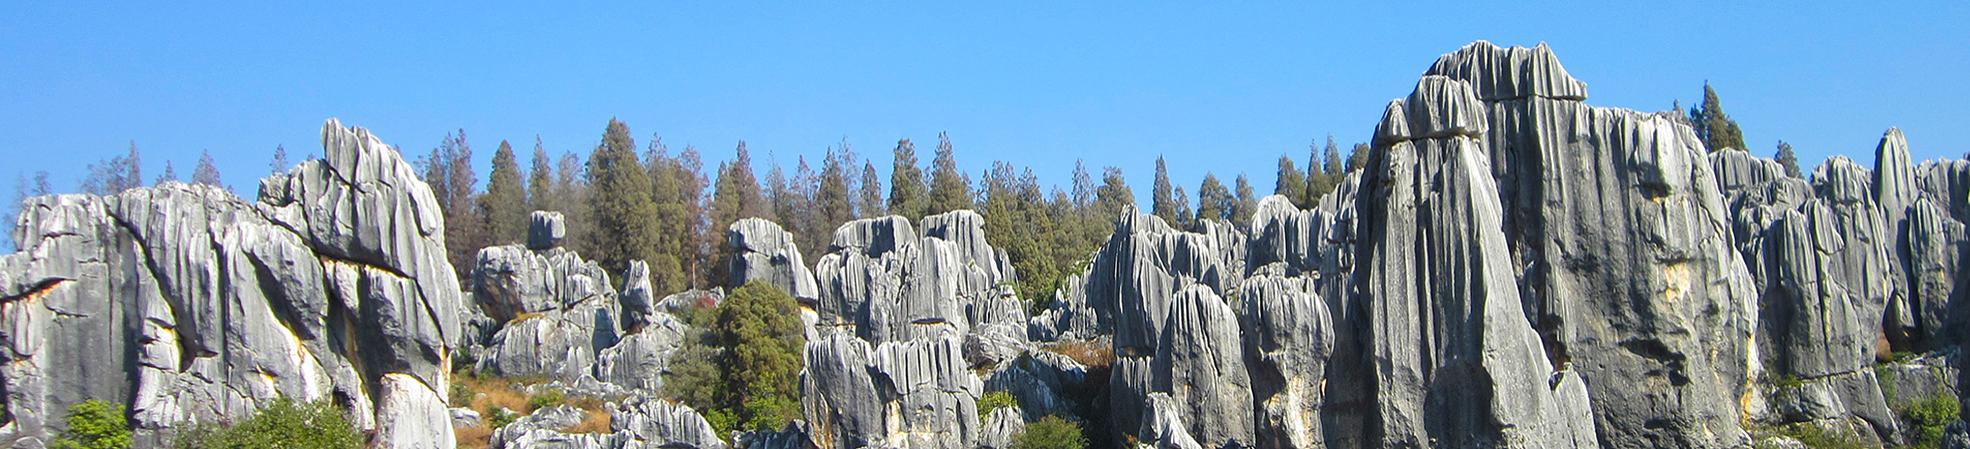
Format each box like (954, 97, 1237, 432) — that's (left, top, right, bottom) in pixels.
(0, 119, 462, 448)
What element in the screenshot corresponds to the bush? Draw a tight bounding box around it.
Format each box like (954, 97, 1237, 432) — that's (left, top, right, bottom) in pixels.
(660, 281, 806, 436)
(978, 391, 1019, 417)
(1904, 394, 1960, 449)
(527, 388, 565, 411)
(173, 398, 362, 449)
(51, 399, 130, 449)
(1012, 416, 1086, 449)
(488, 408, 520, 430)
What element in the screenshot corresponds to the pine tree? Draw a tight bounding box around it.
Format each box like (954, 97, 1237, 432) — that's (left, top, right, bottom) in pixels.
(1346, 143, 1370, 174)
(815, 145, 855, 246)
(586, 119, 660, 276)
(887, 139, 929, 221)
(1323, 136, 1344, 178)
(675, 145, 710, 287)
(528, 137, 552, 212)
(1151, 156, 1177, 225)
(155, 161, 178, 186)
(1195, 173, 1231, 223)
(1775, 141, 1803, 179)
(926, 132, 971, 216)
(124, 141, 141, 192)
(429, 130, 489, 278)
(555, 151, 593, 255)
(1274, 155, 1306, 208)
(191, 150, 221, 188)
(1171, 186, 1193, 230)
(1691, 83, 1747, 152)
(482, 140, 528, 245)
(709, 141, 769, 286)
(270, 144, 290, 174)
(1232, 174, 1258, 224)
(643, 133, 691, 293)
(1070, 160, 1096, 210)
(857, 160, 884, 218)
(1303, 140, 1332, 205)
(789, 156, 821, 257)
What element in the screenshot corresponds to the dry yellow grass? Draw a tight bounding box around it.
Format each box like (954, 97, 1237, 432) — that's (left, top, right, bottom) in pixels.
(454, 424, 494, 449)
(457, 374, 536, 414)
(1044, 340, 1115, 368)
(562, 407, 613, 434)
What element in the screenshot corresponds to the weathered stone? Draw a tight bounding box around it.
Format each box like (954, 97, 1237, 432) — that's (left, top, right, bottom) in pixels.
(1237, 273, 1330, 449)
(529, 211, 566, 250)
(0, 119, 460, 448)
(725, 218, 819, 302)
(978, 407, 1025, 449)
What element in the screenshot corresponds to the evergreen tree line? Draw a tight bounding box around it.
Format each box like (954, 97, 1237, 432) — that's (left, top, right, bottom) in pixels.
(394, 118, 1375, 305)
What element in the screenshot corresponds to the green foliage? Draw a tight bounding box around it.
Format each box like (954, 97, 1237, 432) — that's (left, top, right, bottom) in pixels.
(488, 408, 520, 430)
(586, 118, 661, 275)
(926, 132, 972, 216)
(51, 400, 130, 449)
(172, 398, 362, 449)
(888, 138, 929, 222)
(528, 387, 565, 411)
(1774, 141, 1803, 179)
(1902, 394, 1960, 449)
(1274, 155, 1306, 208)
(1690, 83, 1748, 152)
(1151, 156, 1177, 226)
(1758, 423, 1866, 449)
(1231, 174, 1259, 225)
(482, 140, 529, 245)
(978, 391, 1019, 417)
(1346, 143, 1370, 174)
(710, 141, 770, 286)
(1194, 173, 1232, 224)
(643, 134, 700, 293)
(663, 282, 806, 435)
(1874, 365, 1898, 404)
(1011, 416, 1087, 449)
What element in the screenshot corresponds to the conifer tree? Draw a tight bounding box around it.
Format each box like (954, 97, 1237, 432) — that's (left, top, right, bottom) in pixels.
(926, 132, 971, 216)
(586, 119, 660, 276)
(643, 133, 691, 292)
(528, 137, 552, 212)
(1151, 156, 1177, 225)
(1690, 83, 1747, 152)
(887, 139, 928, 221)
(1303, 140, 1332, 205)
(555, 151, 593, 255)
(1195, 173, 1231, 223)
(815, 145, 855, 243)
(1346, 143, 1370, 174)
(155, 161, 178, 186)
(1172, 186, 1193, 230)
(709, 141, 769, 286)
(482, 140, 528, 245)
(857, 160, 884, 218)
(270, 144, 289, 174)
(675, 145, 710, 287)
(1323, 135, 1344, 178)
(192, 150, 222, 187)
(1275, 155, 1306, 208)
(1775, 141, 1803, 179)
(1232, 174, 1258, 225)
(1071, 160, 1096, 210)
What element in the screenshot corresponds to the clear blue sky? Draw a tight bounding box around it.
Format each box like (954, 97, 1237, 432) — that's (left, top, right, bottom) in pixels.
(4, 2, 1966, 207)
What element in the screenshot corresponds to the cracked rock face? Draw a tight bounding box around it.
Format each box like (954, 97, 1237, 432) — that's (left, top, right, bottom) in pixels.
(799, 211, 1021, 449)
(0, 119, 459, 448)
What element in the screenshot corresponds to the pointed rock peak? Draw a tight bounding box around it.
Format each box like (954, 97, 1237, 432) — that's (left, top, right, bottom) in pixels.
(1425, 41, 1588, 102)
(1372, 99, 1411, 149)
(1874, 127, 1919, 216)
(1812, 155, 1875, 204)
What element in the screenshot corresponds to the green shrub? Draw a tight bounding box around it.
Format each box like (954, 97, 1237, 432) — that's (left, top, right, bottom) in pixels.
(1903, 394, 1960, 449)
(488, 408, 520, 430)
(528, 388, 565, 411)
(51, 399, 130, 449)
(978, 391, 1019, 417)
(173, 398, 362, 449)
(659, 281, 805, 436)
(1012, 416, 1086, 449)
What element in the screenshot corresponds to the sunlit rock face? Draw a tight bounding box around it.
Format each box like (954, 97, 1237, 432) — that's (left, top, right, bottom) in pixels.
(0, 119, 462, 448)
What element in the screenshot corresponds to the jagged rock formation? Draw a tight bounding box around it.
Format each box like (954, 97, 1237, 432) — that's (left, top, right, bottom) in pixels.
(795, 210, 1030, 449)
(490, 398, 725, 449)
(0, 119, 461, 448)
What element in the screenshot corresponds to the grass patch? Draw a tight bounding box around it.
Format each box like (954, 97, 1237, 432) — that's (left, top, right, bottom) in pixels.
(1043, 340, 1115, 369)
(562, 407, 612, 434)
(1755, 422, 1866, 449)
(978, 391, 1019, 417)
(1901, 394, 1960, 449)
